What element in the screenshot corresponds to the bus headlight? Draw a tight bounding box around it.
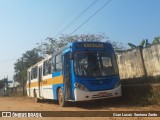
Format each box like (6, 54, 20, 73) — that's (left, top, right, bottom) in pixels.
(114, 81, 121, 88)
(74, 83, 88, 91)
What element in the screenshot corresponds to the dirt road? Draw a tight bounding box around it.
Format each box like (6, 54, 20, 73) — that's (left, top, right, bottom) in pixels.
(0, 96, 160, 120)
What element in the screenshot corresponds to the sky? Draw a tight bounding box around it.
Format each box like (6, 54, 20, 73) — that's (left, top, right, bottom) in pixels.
(0, 0, 160, 80)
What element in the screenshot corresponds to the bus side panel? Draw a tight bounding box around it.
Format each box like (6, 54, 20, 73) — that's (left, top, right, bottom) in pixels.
(30, 87, 38, 97)
(26, 72, 63, 100)
(51, 72, 64, 100)
(40, 73, 63, 100)
(26, 79, 39, 97)
(41, 85, 53, 99)
(41, 75, 52, 99)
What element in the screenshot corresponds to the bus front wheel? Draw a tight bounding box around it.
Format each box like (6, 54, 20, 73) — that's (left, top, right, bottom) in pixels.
(58, 88, 67, 107)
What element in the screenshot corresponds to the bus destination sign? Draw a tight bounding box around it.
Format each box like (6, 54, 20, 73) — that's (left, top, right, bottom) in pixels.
(84, 43, 104, 48)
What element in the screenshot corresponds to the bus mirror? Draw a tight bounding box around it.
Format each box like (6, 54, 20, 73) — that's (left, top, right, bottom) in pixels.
(70, 53, 74, 60)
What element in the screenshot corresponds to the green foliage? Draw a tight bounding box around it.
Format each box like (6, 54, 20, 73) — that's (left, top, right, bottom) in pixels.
(152, 37, 160, 44)
(139, 39, 145, 47)
(128, 43, 136, 49)
(145, 39, 151, 47)
(128, 39, 146, 49)
(0, 80, 5, 88)
(128, 36, 160, 49)
(14, 48, 42, 84)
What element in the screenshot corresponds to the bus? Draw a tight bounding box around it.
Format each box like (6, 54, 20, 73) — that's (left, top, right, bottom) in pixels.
(26, 42, 121, 107)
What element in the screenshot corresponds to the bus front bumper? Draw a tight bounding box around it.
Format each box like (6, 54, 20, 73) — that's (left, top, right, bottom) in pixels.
(74, 85, 121, 101)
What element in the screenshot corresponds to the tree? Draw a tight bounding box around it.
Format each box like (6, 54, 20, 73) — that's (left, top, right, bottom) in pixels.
(152, 36, 160, 44)
(36, 34, 126, 55)
(36, 34, 105, 55)
(106, 40, 126, 51)
(60, 34, 105, 42)
(0, 79, 5, 88)
(128, 36, 160, 49)
(14, 33, 126, 85)
(14, 48, 42, 85)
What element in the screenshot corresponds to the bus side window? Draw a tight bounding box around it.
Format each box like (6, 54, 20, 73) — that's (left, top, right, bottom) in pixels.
(48, 58, 54, 74)
(43, 60, 52, 76)
(43, 61, 46, 76)
(51, 57, 55, 73)
(31, 68, 33, 80)
(55, 54, 62, 71)
(34, 67, 38, 79)
(31, 67, 38, 79)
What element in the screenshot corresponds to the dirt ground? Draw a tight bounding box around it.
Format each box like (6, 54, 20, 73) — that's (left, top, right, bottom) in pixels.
(0, 96, 160, 120)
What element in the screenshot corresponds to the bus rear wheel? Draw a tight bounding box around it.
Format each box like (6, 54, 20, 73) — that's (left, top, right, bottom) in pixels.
(58, 88, 67, 107)
(33, 90, 40, 103)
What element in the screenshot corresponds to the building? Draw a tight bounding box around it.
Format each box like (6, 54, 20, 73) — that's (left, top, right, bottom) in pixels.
(0, 80, 19, 96)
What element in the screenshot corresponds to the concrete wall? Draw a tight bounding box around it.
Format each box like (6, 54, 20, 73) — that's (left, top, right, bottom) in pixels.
(116, 43, 160, 84)
(116, 47, 145, 79)
(143, 44, 160, 77)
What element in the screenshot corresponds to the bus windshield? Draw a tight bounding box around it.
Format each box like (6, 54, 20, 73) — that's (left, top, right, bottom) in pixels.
(74, 51, 119, 77)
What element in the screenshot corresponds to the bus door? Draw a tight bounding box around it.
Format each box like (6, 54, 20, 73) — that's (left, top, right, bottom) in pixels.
(38, 66, 42, 98)
(63, 52, 71, 100)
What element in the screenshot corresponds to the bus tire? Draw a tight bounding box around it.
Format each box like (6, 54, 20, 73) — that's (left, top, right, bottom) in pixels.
(58, 88, 67, 107)
(33, 89, 40, 103)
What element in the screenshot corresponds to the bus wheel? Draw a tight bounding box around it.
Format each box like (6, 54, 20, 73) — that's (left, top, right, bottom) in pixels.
(35, 97, 40, 103)
(33, 90, 40, 103)
(58, 88, 67, 107)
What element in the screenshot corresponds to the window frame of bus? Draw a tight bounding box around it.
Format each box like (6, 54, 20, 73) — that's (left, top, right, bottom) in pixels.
(55, 53, 62, 71)
(31, 66, 38, 80)
(43, 58, 54, 76)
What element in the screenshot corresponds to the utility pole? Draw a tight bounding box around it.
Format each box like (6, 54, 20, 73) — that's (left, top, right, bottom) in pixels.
(7, 75, 8, 96)
(22, 57, 25, 96)
(3, 76, 5, 96)
(3, 76, 8, 96)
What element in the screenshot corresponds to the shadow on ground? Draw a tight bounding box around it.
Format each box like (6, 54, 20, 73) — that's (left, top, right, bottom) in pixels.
(39, 96, 153, 110)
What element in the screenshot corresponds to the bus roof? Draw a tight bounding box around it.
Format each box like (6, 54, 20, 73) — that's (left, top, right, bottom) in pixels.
(27, 54, 53, 71)
(28, 41, 113, 70)
(54, 41, 112, 55)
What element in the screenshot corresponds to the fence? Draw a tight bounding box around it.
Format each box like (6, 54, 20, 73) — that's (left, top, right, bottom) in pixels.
(116, 43, 160, 85)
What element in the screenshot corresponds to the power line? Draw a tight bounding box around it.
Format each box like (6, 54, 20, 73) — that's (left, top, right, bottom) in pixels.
(52, 0, 83, 37)
(0, 71, 14, 74)
(0, 58, 18, 63)
(70, 0, 112, 36)
(55, 0, 99, 38)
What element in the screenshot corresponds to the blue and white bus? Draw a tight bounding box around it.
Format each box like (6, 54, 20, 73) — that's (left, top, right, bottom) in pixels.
(26, 42, 121, 107)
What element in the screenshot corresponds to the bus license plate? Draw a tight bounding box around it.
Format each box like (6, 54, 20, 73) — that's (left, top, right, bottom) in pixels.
(98, 92, 107, 97)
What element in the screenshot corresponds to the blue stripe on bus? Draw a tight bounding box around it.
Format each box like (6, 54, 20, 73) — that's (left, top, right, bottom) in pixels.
(62, 47, 71, 54)
(52, 71, 62, 78)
